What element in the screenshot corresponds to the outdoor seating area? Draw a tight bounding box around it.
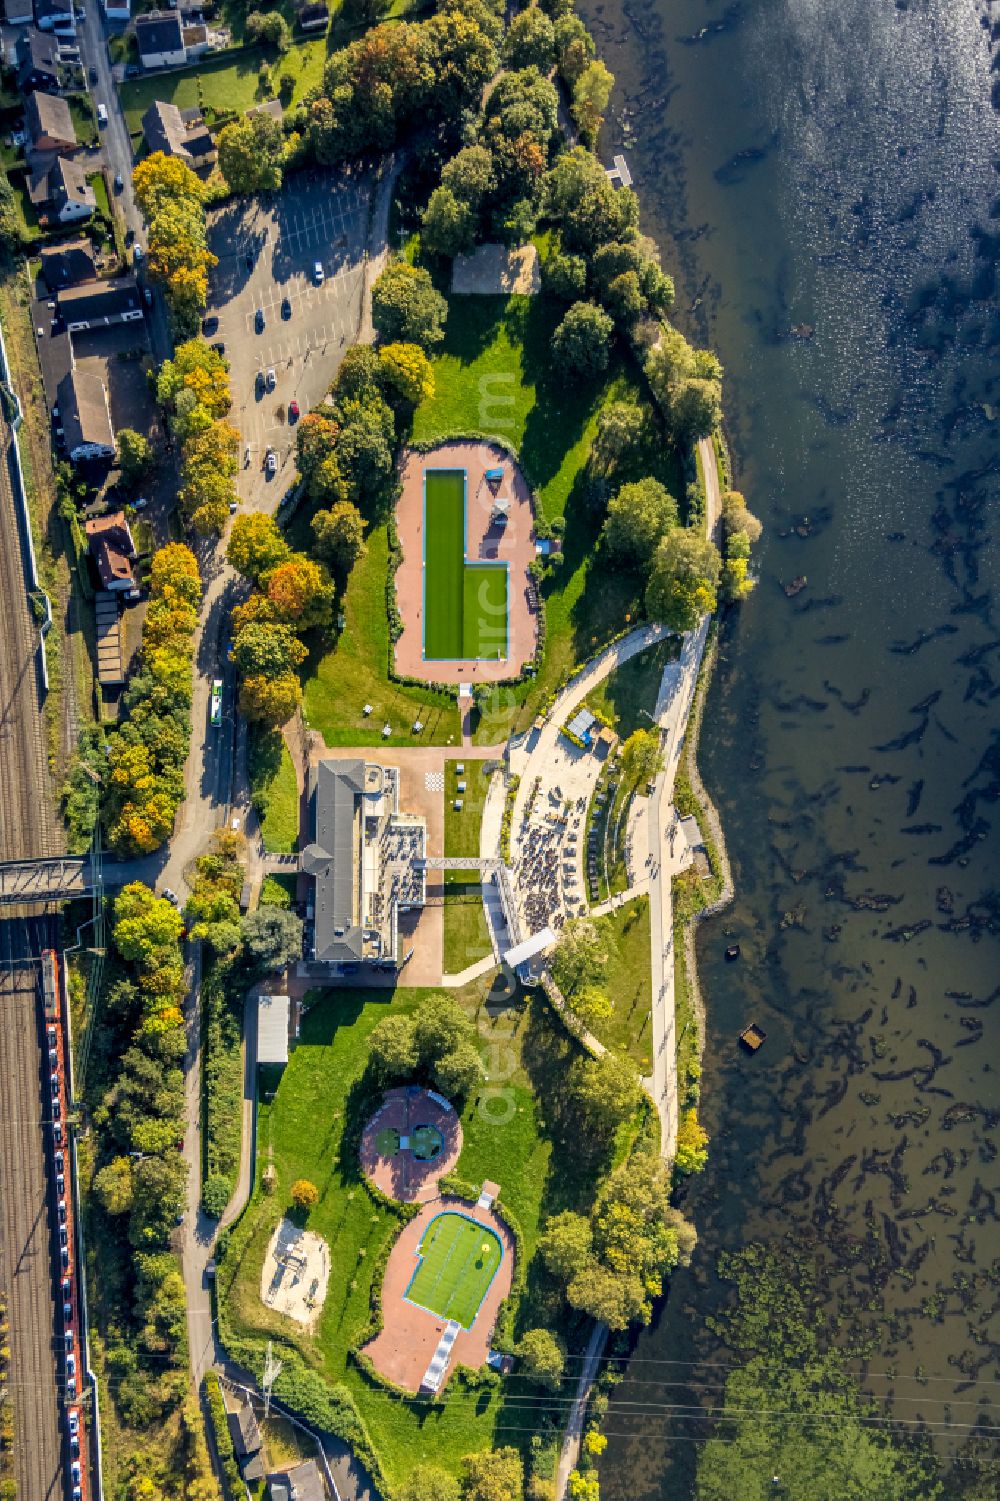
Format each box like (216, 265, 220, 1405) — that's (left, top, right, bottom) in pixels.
(512, 804, 585, 933)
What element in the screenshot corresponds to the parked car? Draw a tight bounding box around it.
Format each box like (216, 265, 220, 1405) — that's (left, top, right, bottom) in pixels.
(255, 307, 264, 332)
(266, 367, 275, 390)
(162, 888, 180, 907)
(288, 399, 300, 421)
(143, 287, 153, 307)
(124, 63, 140, 78)
(96, 103, 108, 126)
(211, 341, 225, 355)
(88, 65, 97, 83)
(255, 369, 264, 396)
(245, 251, 254, 271)
(113, 172, 123, 192)
(264, 448, 277, 475)
(244, 445, 251, 467)
(133, 244, 144, 264)
(202, 315, 218, 335)
(313, 260, 324, 284)
(281, 296, 291, 319)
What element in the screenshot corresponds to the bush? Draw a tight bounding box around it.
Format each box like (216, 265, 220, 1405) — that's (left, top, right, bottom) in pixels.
(201, 1172, 232, 1219)
(203, 1372, 244, 1496)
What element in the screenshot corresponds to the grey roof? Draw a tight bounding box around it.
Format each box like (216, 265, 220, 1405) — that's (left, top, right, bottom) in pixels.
(135, 11, 184, 56)
(58, 277, 142, 323)
(25, 90, 76, 148)
(35, 0, 72, 18)
(267, 1461, 325, 1501)
(17, 29, 61, 84)
(57, 368, 113, 453)
(141, 98, 214, 160)
(256, 994, 289, 1065)
(48, 156, 96, 215)
(40, 238, 96, 290)
(226, 1404, 262, 1459)
(306, 759, 366, 963)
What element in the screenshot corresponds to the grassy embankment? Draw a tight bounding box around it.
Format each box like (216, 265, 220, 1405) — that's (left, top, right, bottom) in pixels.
(442, 757, 494, 973)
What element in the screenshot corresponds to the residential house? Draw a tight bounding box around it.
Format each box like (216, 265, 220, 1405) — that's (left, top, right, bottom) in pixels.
(141, 99, 215, 166)
(28, 156, 96, 224)
(57, 368, 115, 462)
(226, 1404, 266, 1484)
(135, 12, 186, 69)
(16, 29, 61, 92)
(57, 277, 144, 331)
(294, 0, 328, 31)
(25, 90, 78, 156)
(39, 238, 97, 291)
(247, 98, 282, 125)
(266, 1462, 326, 1501)
(84, 512, 137, 592)
(4, 0, 34, 26)
(35, 0, 76, 34)
(103, 0, 130, 18)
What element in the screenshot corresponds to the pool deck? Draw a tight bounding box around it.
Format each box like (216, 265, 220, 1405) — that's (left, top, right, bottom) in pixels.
(362, 1193, 515, 1393)
(360, 1086, 463, 1203)
(395, 440, 539, 685)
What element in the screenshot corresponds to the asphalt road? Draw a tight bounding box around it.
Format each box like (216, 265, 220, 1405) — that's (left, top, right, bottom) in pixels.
(0, 915, 64, 1501)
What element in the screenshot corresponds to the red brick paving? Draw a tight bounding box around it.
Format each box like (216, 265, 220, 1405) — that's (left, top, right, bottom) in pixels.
(394, 441, 539, 685)
(360, 1086, 462, 1203)
(361, 1195, 515, 1394)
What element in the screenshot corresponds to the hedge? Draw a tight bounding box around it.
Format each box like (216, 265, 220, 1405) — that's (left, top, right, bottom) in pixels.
(203, 1371, 245, 1499)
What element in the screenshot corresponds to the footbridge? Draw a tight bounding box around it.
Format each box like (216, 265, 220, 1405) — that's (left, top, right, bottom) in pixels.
(0, 856, 153, 905)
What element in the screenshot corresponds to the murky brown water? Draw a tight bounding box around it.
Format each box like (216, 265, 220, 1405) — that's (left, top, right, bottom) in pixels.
(575, 0, 1000, 1492)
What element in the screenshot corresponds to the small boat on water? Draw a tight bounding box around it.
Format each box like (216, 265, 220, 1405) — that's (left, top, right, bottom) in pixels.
(739, 1022, 767, 1053)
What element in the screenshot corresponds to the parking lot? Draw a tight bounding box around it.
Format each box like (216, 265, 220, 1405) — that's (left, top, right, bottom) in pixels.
(206, 170, 372, 508)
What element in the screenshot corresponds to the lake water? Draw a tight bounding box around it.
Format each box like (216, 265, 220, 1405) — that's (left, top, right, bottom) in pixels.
(575, 0, 1000, 1492)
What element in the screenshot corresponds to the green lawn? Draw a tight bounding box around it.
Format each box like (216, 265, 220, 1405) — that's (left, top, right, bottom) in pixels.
(248, 727, 300, 852)
(442, 877, 493, 973)
(406, 1211, 503, 1328)
(443, 758, 491, 858)
(302, 524, 461, 746)
(89, 172, 111, 220)
(218, 981, 561, 1487)
(424, 467, 465, 658)
(585, 637, 679, 739)
(463, 564, 508, 659)
(118, 44, 328, 137)
(592, 897, 652, 1069)
(410, 295, 683, 745)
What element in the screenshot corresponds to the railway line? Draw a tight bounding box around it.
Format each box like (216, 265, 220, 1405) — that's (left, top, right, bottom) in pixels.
(0, 355, 66, 1492)
(0, 915, 63, 1500)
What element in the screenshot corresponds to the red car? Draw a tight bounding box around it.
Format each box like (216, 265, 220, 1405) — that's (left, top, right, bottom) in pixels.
(288, 399, 300, 421)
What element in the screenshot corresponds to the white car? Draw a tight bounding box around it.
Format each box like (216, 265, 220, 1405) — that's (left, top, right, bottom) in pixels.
(266, 367, 276, 390)
(313, 260, 324, 284)
(264, 448, 277, 475)
(96, 103, 108, 126)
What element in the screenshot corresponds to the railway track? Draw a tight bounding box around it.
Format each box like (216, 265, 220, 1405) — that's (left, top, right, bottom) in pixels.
(0, 382, 65, 1493)
(0, 914, 63, 1501)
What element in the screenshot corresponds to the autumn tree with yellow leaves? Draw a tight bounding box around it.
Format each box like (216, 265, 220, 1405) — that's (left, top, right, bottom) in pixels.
(133, 153, 216, 335)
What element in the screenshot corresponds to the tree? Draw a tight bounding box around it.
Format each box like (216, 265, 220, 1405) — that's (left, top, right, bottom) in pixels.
(503, 6, 555, 70)
(591, 400, 653, 475)
(552, 301, 614, 381)
(538, 1210, 593, 1282)
(232, 622, 307, 679)
(368, 1013, 418, 1079)
(674, 1108, 709, 1174)
(720, 489, 763, 547)
(422, 186, 476, 258)
(201, 1174, 232, 1218)
(483, 68, 560, 158)
(311, 501, 367, 574)
(246, 9, 291, 50)
(399, 1467, 460, 1501)
(441, 144, 495, 209)
(571, 58, 614, 144)
(133, 151, 204, 221)
(571, 983, 613, 1027)
(378, 342, 435, 405)
(227, 513, 292, 581)
(544, 147, 638, 253)
(265, 555, 335, 630)
(517, 1328, 566, 1390)
(621, 727, 664, 787)
(462, 1448, 524, 1501)
(334, 344, 382, 401)
(550, 919, 607, 997)
(371, 261, 448, 350)
(565, 1051, 642, 1140)
(554, 13, 594, 84)
(566, 1260, 646, 1330)
(290, 1178, 319, 1211)
(542, 250, 588, 303)
(603, 478, 679, 567)
(423, 8, 499, 117)
(413, 994, 474, 1064)
(114, 883, 184, 966)
(117, 428, 153, 486)
(645, 529, 722, 632)
(129, 1152, 187, 1248)
(157, 340, 231, 425)
(93, 1156, 134, 1215)
(672, 376, 722, 443)
(239, 671, 302, 727)
(433, 1039, 483, 1099)
(332, 393, 397, 505)
(240, 905, 303, 969)
(217, 112, 285, 194)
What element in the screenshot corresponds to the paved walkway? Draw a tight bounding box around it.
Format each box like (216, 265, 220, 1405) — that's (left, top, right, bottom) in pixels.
(555, 1320, 609, 1499)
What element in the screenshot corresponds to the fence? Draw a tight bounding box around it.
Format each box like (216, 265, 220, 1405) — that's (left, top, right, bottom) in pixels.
(0, 312, 53, 690)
